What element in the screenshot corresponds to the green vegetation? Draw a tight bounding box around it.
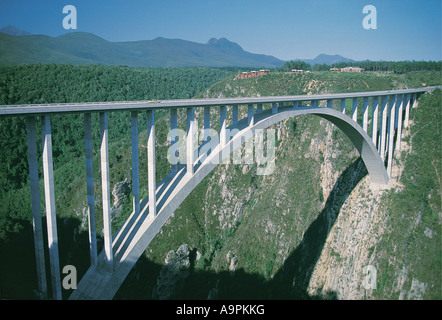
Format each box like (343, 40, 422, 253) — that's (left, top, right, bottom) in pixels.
(373, 89, 441, 299)
(279, 60, 442, 74)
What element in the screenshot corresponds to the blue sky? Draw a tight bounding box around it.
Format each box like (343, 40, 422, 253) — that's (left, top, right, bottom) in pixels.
(0, 0, 440, 61)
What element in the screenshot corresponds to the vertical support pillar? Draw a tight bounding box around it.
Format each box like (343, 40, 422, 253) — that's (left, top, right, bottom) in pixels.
(371, 97, 379, 146)
(41, 115, 62, 299)
(272, 102, 278, 114)
(232, 105, 238, 126)
(340, 99, 346, 114)
(248, 104, 254, 127)
(257, 104, 263, 114)
(131, 111, 140, 216)
(293, 101, 299, 108)
(412, 93, 418, 109)
(352, 98, 358, 122)
(100, 112, 113, 273)
(327, 99, 333, 109)
(220, 106, 227, 148)
(26, 116, 47, 299)
(379, 96, 388, 161)
(362, 97, 369, 133)
(404, 94, 411, 128)
(396, 95, 404, 151)
(203, 107, 211, 143)
(219, 106, 227, 163)
(186, 107, 195, 175)
(147, 110, 157, 216)
(170, 109, 178, 172)
(311, 100, 318, 108)
(84, 113, 97, 267)
(387, 96, 397, 176)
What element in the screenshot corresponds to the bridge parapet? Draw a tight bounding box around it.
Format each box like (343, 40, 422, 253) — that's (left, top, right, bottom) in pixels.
(0, 86, 438, 299)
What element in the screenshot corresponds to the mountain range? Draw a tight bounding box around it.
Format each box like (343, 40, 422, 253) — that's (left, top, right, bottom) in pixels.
(0, 25, 354, 68)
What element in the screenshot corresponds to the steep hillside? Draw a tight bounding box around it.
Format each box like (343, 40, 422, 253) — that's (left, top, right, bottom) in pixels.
(114, 71, 440, 299)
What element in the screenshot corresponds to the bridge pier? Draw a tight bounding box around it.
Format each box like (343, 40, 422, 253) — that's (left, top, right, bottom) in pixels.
(41, 115, 62, 299)
(232, 105, 238, 126)
(379, 96, 389, 161)
(84, 113, 98, 267)
(352, 98, 358, 122)
(340, 99, 346, 114)
(25, 116, 48, 299)
(248, 104, 255, 126)
(387, 96, 397, 176)
(404, 94, 411, 128)
(100, 112, 113, 273)
(186, 107, 195, 175)
(371, 97, 379, 147)
(396, 95, 404, 151)
(170, 109, 178, 172)
(131, 112, 141, 217)
(147, 110, 157, 216)
(362, 97, 369, 133)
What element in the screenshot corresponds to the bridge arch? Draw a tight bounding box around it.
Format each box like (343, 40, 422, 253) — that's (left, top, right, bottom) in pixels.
(71, 104, 388, 299)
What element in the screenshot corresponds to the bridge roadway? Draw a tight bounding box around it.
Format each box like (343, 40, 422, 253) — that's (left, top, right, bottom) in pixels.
(0, 87, 437, 116)
(0, 86, 439, 299)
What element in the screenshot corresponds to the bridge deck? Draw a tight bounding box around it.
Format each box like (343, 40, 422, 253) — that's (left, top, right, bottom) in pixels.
(0, 86, 438, 116)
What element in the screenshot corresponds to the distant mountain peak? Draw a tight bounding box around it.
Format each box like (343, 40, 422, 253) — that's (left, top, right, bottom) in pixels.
(0, 25, 32, 36)
(206, 37, 244, 52)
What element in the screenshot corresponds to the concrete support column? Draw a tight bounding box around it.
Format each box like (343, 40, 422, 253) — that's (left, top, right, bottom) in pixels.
(232, 105, 238, 126)
(147, 110, 157, 216)
(272, 102, 278, 114)
(219, 106, 227, 164)
(352, 98, 358, 123)
(100, 112, 113, 273)
(340, 99, 346, 114)
(404, 94, 411, 128)
(257, 104, 263, 114)
(396, 95, 404, 151)
(131, 112, 140, 216)
(186, 107, 195, 175)
(293, 101, 299, 108)
(412, 93, 418, 109)
(220, 106, 227, 148)
(311, 100, 318, 108)
(84, 113, 97, 267)
(248, 104, 254, 127)
(379, 96, 388, 161)
(203, 107, 211, 143)
(41, 115, 62, 299)
(26, 116, 47, 299)
(170, 109, 178, 172)
(387, 96, 397, 176)
(371, 97, 379, 147)
(362, 97, 369, 133)
(327, 99, 333, 109)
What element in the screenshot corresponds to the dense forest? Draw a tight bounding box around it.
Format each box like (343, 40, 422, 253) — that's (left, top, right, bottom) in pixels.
(279, 60, 442, 73)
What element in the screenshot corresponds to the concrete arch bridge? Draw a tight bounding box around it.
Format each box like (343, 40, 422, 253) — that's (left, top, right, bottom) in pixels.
(0, 86, 437, 299)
